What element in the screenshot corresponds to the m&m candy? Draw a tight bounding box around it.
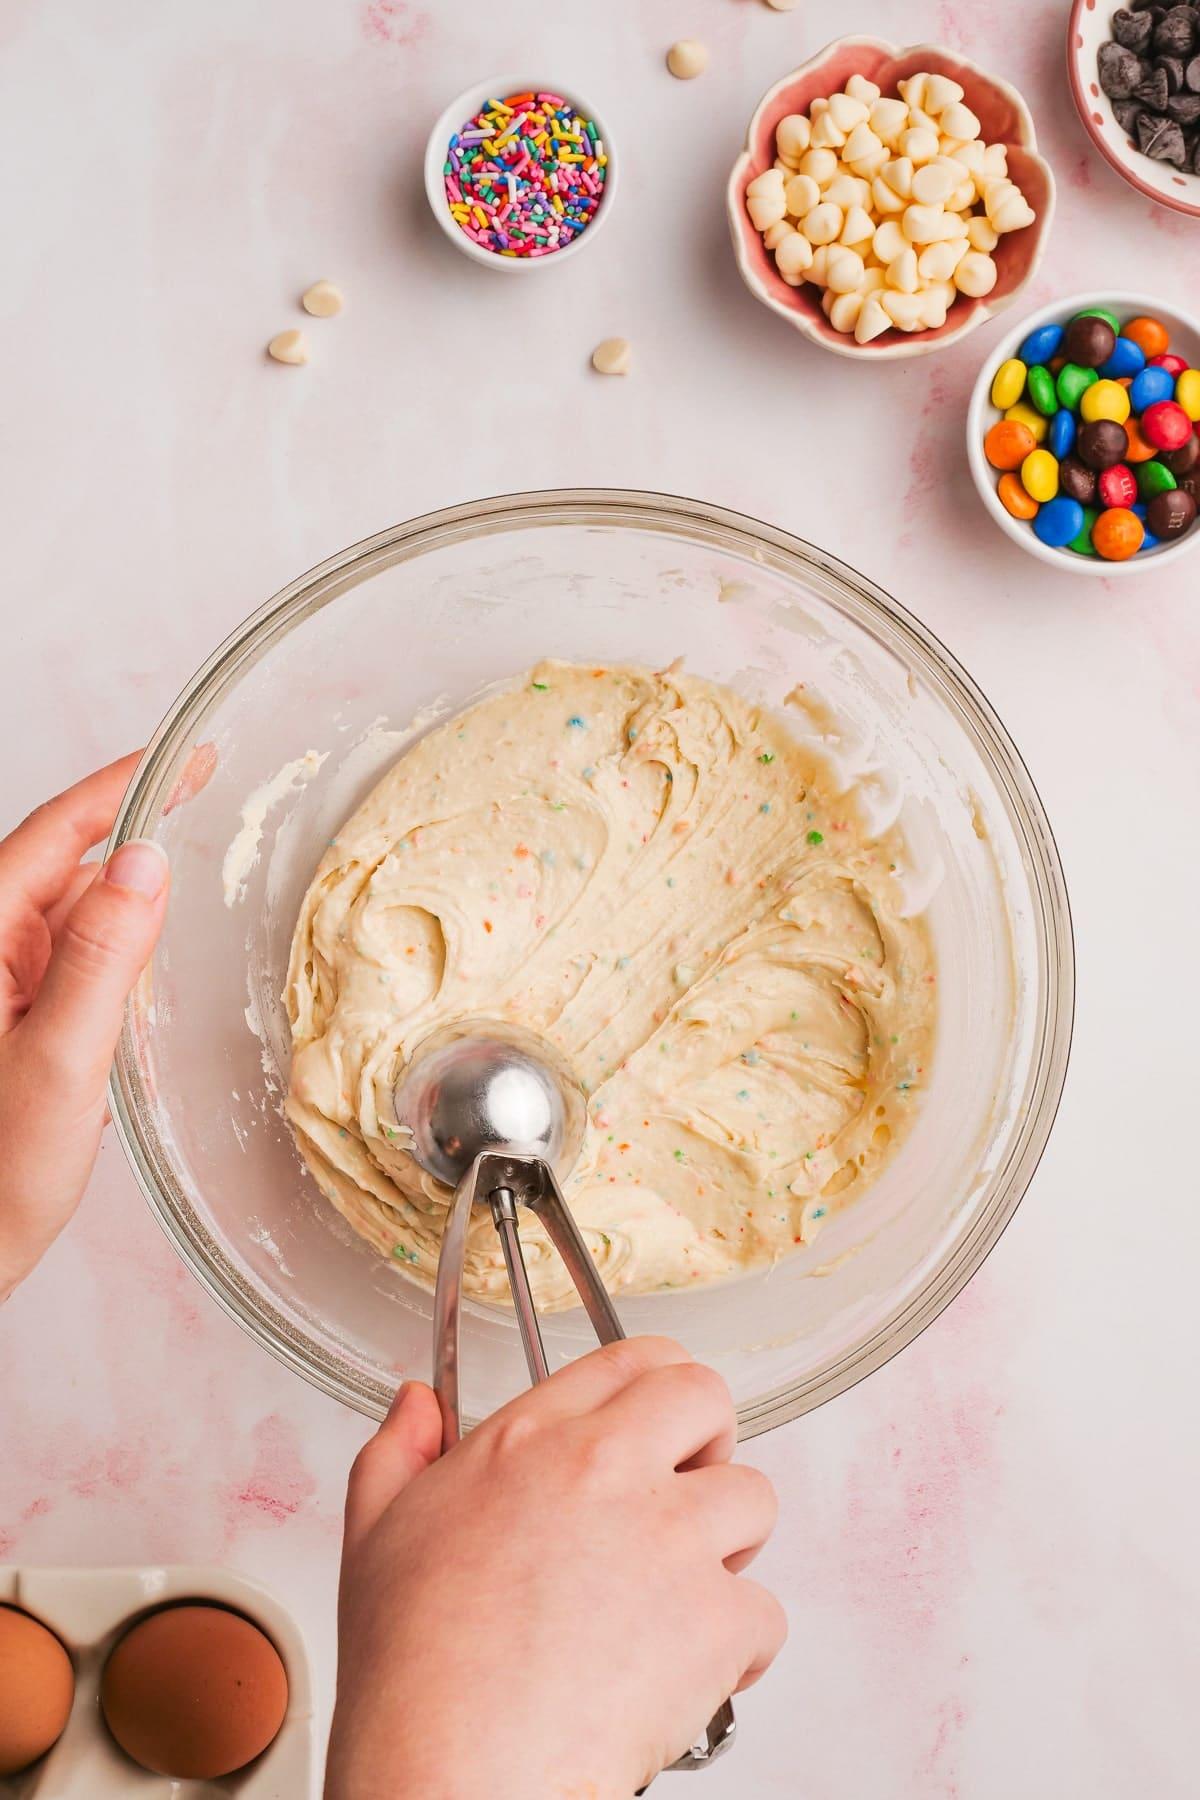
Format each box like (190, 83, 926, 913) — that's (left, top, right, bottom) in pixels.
(981, 305, 1199, 560)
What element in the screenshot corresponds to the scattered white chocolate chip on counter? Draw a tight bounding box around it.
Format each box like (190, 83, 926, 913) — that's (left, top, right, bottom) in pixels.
(592, 336, 632, 376)
(267, 329, 308, 365)
(744, 67, 1036, 339)
(301, 280, 344, 318)
(666, 39, 708, 80)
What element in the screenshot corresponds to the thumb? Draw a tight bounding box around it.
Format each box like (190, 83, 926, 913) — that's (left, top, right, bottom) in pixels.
(24, 839, 169, 1092)
(343, 1382, 443, 1554)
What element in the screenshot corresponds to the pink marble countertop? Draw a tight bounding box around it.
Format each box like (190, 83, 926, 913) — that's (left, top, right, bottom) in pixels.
(2, 1, 1198, 1793)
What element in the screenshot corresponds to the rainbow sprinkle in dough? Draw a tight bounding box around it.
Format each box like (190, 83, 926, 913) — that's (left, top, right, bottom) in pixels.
(443, 91, 608, 257)
(285, 662, 936, 1311)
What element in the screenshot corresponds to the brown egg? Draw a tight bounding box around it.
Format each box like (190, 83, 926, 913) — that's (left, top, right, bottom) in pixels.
(0, 1605, 75, 1776)
(100, 1603, 288, 1779)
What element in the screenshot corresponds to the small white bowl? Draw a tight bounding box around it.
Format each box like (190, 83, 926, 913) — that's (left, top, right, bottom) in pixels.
(966, 290, 1200, 576)
(423, 76, 617, 272)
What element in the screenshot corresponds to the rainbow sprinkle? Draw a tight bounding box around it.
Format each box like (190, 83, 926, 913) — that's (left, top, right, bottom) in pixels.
(443, 91, 608, 258)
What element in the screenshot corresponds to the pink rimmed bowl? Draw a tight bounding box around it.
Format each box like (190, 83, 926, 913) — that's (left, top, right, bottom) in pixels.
(726, 37, 1056, 360)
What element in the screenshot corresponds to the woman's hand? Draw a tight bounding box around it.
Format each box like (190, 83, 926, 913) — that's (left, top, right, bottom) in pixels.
(328, 1337, 785, 1799)
(0, 754, 168, 1300)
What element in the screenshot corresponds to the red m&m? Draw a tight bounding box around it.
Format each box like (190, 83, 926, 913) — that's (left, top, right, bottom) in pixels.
(1141, 400, 1192, 452)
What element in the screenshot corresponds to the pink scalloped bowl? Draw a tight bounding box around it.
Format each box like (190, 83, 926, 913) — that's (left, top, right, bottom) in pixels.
(727, 38, 1056, 360)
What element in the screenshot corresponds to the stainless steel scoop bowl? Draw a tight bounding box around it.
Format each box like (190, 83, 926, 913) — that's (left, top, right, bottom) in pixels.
(392, 1020, 736, 1777)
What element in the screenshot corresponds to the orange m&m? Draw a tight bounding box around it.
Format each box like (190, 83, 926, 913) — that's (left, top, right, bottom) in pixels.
(1091, 506, 1144, 560)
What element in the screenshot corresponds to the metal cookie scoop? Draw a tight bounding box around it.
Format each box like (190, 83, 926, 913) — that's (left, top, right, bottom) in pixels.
(393, 1020, 736, 1778)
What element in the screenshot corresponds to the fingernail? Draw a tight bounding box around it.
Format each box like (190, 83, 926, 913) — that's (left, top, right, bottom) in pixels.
(104, 839, 169, 899)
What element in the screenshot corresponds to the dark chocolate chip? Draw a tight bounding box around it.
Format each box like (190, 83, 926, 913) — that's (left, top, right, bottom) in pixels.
(1161, 54, 1187, 91)
(1155, 5, 1197, 55)
(1099, 40, 1144, 97)
(1135, 64, 1170, 109)
(1167, 89, 1200, 119)
(1137, 109, 1189, 159)
(1113, 97, 1144, 134)
(1114, 6, 1155, 48)
(1187, 54, 1200, 90)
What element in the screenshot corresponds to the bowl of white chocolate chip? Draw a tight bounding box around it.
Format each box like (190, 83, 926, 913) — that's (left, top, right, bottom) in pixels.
(727, 38, 1055, 357)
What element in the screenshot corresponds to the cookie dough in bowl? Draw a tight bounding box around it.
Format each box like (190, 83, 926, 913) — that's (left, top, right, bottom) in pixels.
(107, 490, 1072, 1433)
(285, 662, 935, 1309)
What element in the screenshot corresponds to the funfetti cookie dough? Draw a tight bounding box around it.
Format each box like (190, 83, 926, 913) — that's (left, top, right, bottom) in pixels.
(285, 662, 935, 1311)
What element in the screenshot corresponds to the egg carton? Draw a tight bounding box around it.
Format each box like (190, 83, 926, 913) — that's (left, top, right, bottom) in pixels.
(0, 1566, 314, 1799)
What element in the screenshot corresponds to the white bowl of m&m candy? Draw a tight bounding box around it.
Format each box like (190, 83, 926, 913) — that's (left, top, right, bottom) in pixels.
(967, 293, 1200, 571)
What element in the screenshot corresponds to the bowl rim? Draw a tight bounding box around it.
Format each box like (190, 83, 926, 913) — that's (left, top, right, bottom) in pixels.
(725, 35, 1056, 361)
(422, 74, 617, 273)
(1066, 0, 1200, 220)
(966, 289, 1200, 575)
(107, 488, 1075, 1435)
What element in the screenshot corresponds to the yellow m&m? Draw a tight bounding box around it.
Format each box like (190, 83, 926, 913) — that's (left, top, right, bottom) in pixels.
(1020, 448, 1059, 503)
(1080, 379, 1131, 425)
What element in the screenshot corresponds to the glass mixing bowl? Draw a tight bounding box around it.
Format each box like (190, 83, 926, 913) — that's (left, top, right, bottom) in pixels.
(109, 490, 1073, 1434)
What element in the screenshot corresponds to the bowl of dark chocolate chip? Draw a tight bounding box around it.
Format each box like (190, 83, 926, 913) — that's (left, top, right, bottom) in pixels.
(1069, 0, 1200, 215)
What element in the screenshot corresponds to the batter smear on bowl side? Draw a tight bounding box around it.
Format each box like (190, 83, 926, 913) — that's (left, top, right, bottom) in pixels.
(285, 661, 935, 1310)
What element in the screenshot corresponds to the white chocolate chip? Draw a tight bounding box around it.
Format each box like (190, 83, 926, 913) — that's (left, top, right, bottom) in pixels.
(860, 264, 888, 293)
(872, 174, 907, 215)
(845, 73, 882, 106)
(911, 159, 958, 206)
(747, 190, 787, 231)
(806, 244, 831, 287)
(747, 167, 786, 196)
(900, 126, 940, 165)
(922, 73, 965, 114)
(763, 218, 796, 249)
(773, 156, 793, 174)
(592, 336, 632, 374)
(881, 288, 926, 330)
(902, 202, 958, 244)
(301, 280, 344, 318)
(824, 172, 870, 210)
(828, 92, 870, 133)
(842, 122, 884, 168)
(810, 108, 847, 149)
(869, 97, 910, 147)
(828, 290, 865, 333)
(775, 231, 814, 282)
(267, 329, 308, 364)
(918, 288, 950, 329)
(881, 155, 915, 197)
(872, 218, 907, 263)
(784, 172, 822, 216)
(826, 245, 866, 292)
(797, 146, 838, 186)
(953, 251, 997, 297)
(992, 191, 1035, 232)
(982, 142, 1009, 177)
(845, 141, 889, 180)
(897, 73, 928, 110)
(948, 138, 986, 173)
(776, 113, 812, 160)
(948, 177, 977, 211)
(906, 106, 941, 137)
(887, 246, 920, 292)
(940, 102, 981, 142)
(840, 204, 875, 248)
(764, 0, 800, 8)
(916, 238, 965, 281)
(854, 292, 892, 343)
(966, 214, 999, 251)
(667, 39, 708, 79)
(801, 201, 843, 245)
